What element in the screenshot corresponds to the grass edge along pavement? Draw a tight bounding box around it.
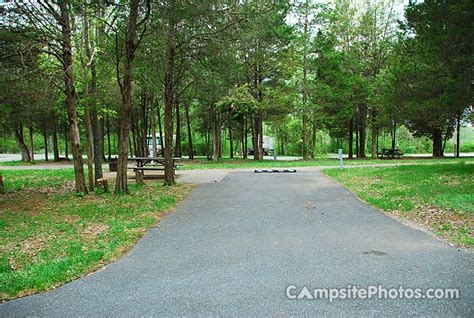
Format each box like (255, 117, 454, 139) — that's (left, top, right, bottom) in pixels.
(323, 163, 474, 248)
(0, 156, 471, 170)
(0, 169, 192, 301)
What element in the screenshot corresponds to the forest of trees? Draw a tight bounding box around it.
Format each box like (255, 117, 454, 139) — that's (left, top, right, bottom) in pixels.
(1, 0, 472, 193)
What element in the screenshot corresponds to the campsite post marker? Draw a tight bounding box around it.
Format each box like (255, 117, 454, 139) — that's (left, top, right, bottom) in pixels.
(338, 149, 343, 170)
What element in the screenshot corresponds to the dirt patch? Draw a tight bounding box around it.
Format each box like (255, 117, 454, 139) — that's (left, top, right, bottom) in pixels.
(389, 205, 473, 248)
(82, 223, 109, 238)
(64, 215, 81, 223)
(0, 192, 48, 216)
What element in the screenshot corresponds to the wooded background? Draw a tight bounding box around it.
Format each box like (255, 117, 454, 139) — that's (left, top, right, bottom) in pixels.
(1, 0, 472, 193)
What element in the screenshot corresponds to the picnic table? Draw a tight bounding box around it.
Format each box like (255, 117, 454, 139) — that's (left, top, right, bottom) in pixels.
(377, 148, 404, 159)
(128, 157, 181, 183)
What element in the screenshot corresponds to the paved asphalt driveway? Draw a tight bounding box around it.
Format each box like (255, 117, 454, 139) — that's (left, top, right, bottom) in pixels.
(1, 171, 473, 316)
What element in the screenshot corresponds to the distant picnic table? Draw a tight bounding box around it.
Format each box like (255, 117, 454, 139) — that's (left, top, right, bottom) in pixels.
(378, 148, 404, 159)
(128, 157, 181, 183)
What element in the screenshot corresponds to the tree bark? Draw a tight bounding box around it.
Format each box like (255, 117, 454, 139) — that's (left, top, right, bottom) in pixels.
(43, 128, 49, 161)
(114, 0, 141, 193)
(455, 112, 461, 157)
(185, 103, 194, 159)
(64, 123, 69, 160)
(348, 117, 354, 159)
(140, 94, 148, 157)
(52, 117, 60, 161)
(90, 44, 103, 179)
(150, 97, 158, 157)
(301, 0, 309, 160)
(174, 101, 182, 157)
(258, 116, 263, 159)
(391, 123, 396, 150)
(241, 117, 246, 159)
(106, 115, 112, 160)
(212, 110, 220, 162)
(59, 2, 87, 193)
(229, 118, 234, 159)
(243, 116, 248, 159)
(370, 112, 377, 158)
(81, 11, 95, 191)
(163, 13, 176, 185)
(370, 110, 377, 158)
(28, 122, 34, 161)
(432, 127, 443, 157)
(251, 115, 258, 160)
(311, 119, 316, 159)
(14, 127, 31, 162)
(358, 105, 366, 158)
(84, 109, 94, 191)
(355, 120, 359, 159)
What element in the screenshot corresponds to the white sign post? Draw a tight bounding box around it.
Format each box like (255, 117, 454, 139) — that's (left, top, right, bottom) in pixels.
(338, 149, 343, 170)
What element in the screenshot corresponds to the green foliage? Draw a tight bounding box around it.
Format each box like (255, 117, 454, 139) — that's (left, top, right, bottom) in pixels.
(216, 84, 257, 119)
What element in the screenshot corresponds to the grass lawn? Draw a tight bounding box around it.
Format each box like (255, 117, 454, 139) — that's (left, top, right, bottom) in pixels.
(179, 157, 470, 170)
(1, 156, 471, 170)
(323, 163, 474, 247)
(0, 160, 47, 166)
(0, 169, 191, 301)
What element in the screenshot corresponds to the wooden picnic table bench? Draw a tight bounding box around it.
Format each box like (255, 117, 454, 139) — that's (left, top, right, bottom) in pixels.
(377, 148, 403, 159)
(128, 157, 182, 183)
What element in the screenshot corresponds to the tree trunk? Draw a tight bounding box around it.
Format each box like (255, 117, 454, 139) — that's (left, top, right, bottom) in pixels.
(241, 118, 246, 159)
(355, 120, 359, 159)
(106, 115, 112, 160)
(258, 116, 263, 160)
(90, 57, 103, 180)
(432, 128, 443, 157)
(28, 122, 34, 161)
(82, 88, 94, 188)
(212, 110, 220, 162)
(301, 0, 309, 160)
(84, 110, 95, 191)
(14, 128, 31, 162)
(185, 103, 194, 159)
(371, 112, 377, 158)
(229, 119, 234, 159)
(455, 112, 461, 157)
(52, 118, 60, 161)
(140, 94, 148, 157)
(243, 116, 248, 159)
(64, 123, 69, 160)
(302, 112, 308, 160)
(251, 115, 258, 160)
(81, 16, 94, 191)
(157, 103, 164, 155)
(114, 0, 140, 193)
(174, 101, 181, 157)
(358, 105, 366, 158)
(206, 120, 211, 160)
(150, 97, 158, 157)
(59, 2, 87, 193)
(391, 121, 396, 149)
(311, 119, 316, 159)
(163, 15, 176, 185)
(348, 117, 354, 159)
(43, 128, 49, 161)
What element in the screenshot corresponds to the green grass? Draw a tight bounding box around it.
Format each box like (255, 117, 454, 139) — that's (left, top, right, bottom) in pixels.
(0, 160, 47, 166)
(0, 170, 191, 300)
(1, 169, 75, 191)
(179, 157, 470, 170)
(323, 163, 474, 247)
(1, 156, 470, 170)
